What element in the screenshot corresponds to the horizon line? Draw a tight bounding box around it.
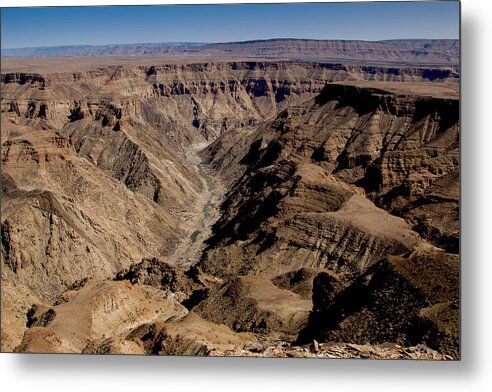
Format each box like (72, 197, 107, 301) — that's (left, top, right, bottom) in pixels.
(2, 37, 460, 51)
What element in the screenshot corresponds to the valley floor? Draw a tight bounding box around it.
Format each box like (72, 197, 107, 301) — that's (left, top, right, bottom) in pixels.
(167, 142, 223, 267)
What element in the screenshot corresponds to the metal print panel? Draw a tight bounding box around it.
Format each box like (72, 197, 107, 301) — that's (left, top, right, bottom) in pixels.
(0, 1, 460, 359)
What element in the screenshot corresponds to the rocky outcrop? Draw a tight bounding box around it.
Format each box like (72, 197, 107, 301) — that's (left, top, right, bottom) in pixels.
(401, 170, 459, 253)
(117, 312, 254, 356)
(15, 280, 188, 353)
(200, 162, 419, 279)
(272, 267, 329, 300)
(0, 278, 42, 352)
(298, 245, 459, 358)
(194, 275, 312, 338)
(1, 72, 46, 87)
(114, 257, 220, 307)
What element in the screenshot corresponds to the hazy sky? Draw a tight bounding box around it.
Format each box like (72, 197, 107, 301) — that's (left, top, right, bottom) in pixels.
(1, 2, 460, 49)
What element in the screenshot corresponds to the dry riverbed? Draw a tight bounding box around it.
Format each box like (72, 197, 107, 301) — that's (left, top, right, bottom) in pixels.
(166, 142, 223, 267)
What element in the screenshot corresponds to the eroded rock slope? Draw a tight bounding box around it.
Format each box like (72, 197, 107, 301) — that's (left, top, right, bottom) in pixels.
(1, 60, 459, 357)
(196, 83, 460, 356)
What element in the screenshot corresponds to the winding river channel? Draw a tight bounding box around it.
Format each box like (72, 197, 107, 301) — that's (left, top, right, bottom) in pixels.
(166, 142, 222, 267)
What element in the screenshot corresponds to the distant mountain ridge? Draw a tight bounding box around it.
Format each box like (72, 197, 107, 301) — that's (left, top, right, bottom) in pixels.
(1, 38, 459, 65)
(1, 42, 207, 57)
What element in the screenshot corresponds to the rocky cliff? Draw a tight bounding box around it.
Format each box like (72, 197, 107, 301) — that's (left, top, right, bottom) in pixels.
(197, 82, 459, 356)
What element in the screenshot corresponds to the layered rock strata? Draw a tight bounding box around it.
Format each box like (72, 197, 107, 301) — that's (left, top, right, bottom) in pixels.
(1, 61, 459, 357)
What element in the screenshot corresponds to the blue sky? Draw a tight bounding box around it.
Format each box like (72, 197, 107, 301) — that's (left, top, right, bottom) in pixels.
(1, 2, 460, 49)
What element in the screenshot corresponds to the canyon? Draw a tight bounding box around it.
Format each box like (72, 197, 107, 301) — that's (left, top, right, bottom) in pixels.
(1, 54, 459, 358)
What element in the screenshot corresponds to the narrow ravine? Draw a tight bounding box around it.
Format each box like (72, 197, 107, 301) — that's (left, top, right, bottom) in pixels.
(165, 142, 223, 267)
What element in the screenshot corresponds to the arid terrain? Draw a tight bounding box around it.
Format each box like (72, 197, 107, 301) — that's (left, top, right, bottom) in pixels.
(2, 38, 459, 65)
(1, 41, 460, 359)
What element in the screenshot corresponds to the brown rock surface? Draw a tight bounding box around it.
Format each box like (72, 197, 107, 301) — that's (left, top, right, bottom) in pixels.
(195, 275, 312, 338)
(210, 341, 452, 360)
(202, 84, 458, 260)
(137, 312, 254, 356)
(272, 267, 329, 300)
(15, 280, 187, 353)
(114, 257, 220, 308)
(0, 278, 41, 352)
(298, 245, 459, 358)
(200, 161, 419, 279)
(83, 311, 254, 356)
(1, 57, 459, 357)
(198, 81, 459, 357)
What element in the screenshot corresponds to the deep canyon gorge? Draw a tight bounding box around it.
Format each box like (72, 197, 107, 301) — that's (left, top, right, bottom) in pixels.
(1, 43, 460, 358)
